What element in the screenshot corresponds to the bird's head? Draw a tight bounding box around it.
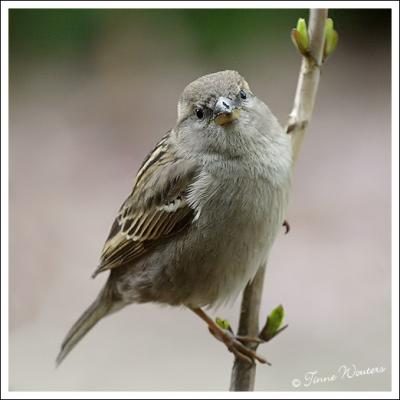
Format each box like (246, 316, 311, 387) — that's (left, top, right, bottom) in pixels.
(175, 70, 278, 157)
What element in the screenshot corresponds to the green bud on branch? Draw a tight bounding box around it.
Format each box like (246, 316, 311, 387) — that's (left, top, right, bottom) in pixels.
(291, 18, 310, 56)
(324, 18, 339, 59)
(216, 317, 232, 332)
(259, 304, 287, 342)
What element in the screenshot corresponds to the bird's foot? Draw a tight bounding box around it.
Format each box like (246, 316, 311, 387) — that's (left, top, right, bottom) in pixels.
(190, 307, 270, 365)
(208, 325, 270, 365)
(236, 335, 264, 345)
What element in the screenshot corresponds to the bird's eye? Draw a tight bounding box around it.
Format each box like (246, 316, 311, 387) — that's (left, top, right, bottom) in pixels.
(195, 108, 204, 119)
(239, 89, 247, 100)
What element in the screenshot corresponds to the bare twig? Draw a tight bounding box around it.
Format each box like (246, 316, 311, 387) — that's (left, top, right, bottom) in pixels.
(229, 9, 328, 391)
(288, 9, 328, 165)
(229, 266, 266, 391)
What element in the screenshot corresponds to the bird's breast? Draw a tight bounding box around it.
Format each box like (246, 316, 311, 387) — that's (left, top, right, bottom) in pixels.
(182, 153, 291, 306)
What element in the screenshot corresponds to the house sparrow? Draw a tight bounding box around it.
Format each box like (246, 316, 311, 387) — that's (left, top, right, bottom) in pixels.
(56, 70, 292, 366)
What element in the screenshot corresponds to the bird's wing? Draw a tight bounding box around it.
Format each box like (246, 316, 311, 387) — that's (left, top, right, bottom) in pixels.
(92, 135, 199, 277)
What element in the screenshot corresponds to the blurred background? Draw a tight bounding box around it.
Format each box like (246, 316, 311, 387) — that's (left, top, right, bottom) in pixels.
(9, 8, 391, 391)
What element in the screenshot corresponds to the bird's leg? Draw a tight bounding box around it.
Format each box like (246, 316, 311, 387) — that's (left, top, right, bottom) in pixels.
(190, 307, 269, 365)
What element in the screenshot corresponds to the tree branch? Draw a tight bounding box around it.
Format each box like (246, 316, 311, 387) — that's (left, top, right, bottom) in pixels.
(229, 266, 266, 391)
(288, 9, 328, 164)
(229, 9, 329, 391)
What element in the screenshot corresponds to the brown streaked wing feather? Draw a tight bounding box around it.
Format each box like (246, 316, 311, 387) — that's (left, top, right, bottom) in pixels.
(92, 138, 198, 278)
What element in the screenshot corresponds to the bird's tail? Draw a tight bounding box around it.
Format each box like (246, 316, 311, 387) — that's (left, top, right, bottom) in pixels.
(56, 285, 121, 366)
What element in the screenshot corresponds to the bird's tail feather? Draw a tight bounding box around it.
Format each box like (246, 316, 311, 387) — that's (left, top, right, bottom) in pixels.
(56, 286, 120, 366)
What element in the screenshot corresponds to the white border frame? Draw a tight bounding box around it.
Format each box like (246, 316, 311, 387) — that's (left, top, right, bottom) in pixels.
(1, 1, 398, 399)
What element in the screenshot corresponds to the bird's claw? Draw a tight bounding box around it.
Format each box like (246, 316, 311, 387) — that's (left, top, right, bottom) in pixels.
(208, 327, 270, 365)
(236, 335, 264, 345)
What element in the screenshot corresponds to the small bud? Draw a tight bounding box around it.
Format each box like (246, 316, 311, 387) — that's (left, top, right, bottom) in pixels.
(324, 18, 339, 59)
(291, 18, 309, 56)
(259, 305, 286, 342)
(325, 17, 334, 32)
(296, 18, 309, 48)
(216, 317, 231, 331)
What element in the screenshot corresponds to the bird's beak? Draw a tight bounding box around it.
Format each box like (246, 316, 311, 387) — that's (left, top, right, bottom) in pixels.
(214, 97, 240, 126)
